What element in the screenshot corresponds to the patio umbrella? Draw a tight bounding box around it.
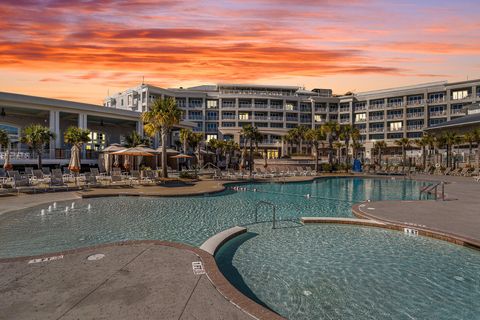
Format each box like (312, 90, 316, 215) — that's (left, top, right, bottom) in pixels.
(170, 153, 193, 159)
(102, 143, 124, 153)
(68, 145, 81, 172)
(3, 148, 12, 171)
(124, 155, 131, 171)
(155, 146, 180, 154)
(113, 146, 156, 171)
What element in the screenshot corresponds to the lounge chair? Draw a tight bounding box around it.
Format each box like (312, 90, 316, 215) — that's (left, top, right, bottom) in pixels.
(84, 173, 101, 188)
(13, 173, 35, 193)
(24, 167, 34, 178)
(443, 167, 452, 175)
(466, 168, 478, 177)
(457, 168, 470, 176)
(449, 168, 461, 176)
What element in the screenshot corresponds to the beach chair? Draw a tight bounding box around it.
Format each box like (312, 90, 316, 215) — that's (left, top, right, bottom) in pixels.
(449, 168, 461, 176)
(84, 173, 101, 188)
(443, 167, 452, 175)
(49, 174, 68, 191)
(24, 167, 34, 178)
(458, 168, 470, 176)
(32, 169, 49, 185)
(13, 172, 35, 193)
(466, 168, 478, 177)
(42, 167, 51, 177)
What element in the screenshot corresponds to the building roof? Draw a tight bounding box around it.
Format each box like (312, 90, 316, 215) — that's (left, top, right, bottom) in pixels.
(425, 113, 480, 132)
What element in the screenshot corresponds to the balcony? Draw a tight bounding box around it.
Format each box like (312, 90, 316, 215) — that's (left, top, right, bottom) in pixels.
(407, 125, 424, 131)
(387, 114, 403, 120)
(451, 109, 466, 115)
(254, 103, 268, 109)
(406, 100, 425, 107)
(205, 127, 218, 133)
(315, 107, 327, 113)
(430, 111, 447, 117)
(206, 116, 219, 121)
(358, 128, 367, 134)
(339, 118, 350, 124)
(451, 95, 472, 101)
(188, 115, 203, 120)
(254, 116, 268, 121)
(286, 117, 298, 122)
(222, 103, 236, 109)
(407, 112, 424, 118)
(355, 118, 366, 123)
(387, 102, 404, 108)
(387, 127, 403, 132)
(369, 104, 385, 110)
(369, 116, 384, 121)
(270, 116, 284, 121)
(189, 104, 203, 109)
(238, 103, 252, 108)
(426, 97, 446, 104)
(221, 115, 236, 120)
(260, 139, 282, 145)
(369, 127, 384, 133)
(339, 108, 350, 113)
(270, 104, 283, 110)
(300, 118, 312, 123)
(354, 106, 367, 111)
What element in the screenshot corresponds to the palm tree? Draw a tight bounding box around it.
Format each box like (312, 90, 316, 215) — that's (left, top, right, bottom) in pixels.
(179, 128, 192, 154)
(21, 124, 55, 169)
(472, 128, 480, 170)
(374, 141, 387, 165)
(323, 121, 340, 168)
(124, 130, 150, 148)
(414, 137, 428, 169)
(223, 140, 239, 169)
(350, 127, 361, 162)
(241, 124, 262, 176)
(142, 97, 182, 178)
(188, 132, 204, 167)
(441, 131, 458, 168)
(64, 126, 91, 172)
(394, 138, 411, 166)
(305, 127, 325, 172)
(333, 141, 344, 165)
(295, 125, 309, 154)
(283, 131, 296, 155)
(0, 129, 11, 170)
(340, 124, 355, 169)
(463, 131, 476, 166)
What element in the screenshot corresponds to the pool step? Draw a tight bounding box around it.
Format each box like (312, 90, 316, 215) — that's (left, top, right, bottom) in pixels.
(200, 226, 247, 255)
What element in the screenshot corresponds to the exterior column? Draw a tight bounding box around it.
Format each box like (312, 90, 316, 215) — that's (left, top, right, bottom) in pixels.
(49, 110, 61, 158)
(136, 120, 144, 136)
(78, 113, 88, 129)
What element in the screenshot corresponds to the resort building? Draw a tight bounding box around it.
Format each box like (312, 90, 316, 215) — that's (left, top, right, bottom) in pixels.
(0, 92, 192, 167)
(105, 79, 480, 159)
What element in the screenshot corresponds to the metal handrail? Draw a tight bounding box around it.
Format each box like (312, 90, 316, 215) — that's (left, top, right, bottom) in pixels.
(254, 201, 277, 229)
(419, 181, 445, 200)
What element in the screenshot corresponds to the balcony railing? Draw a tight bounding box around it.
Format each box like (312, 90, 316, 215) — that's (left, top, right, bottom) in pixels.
(407, 112, 424, 118)
(407, 125, 424, 131)
(206, 116, 219, 121)
(369, 127, 384, 133)
(286, 117, 298, 122)
(369, 116, 384, 121)
(451, 109, 466, 115)
(188, 116, 203, 120)
(387, 114, 403, 120)
(222, 115, 236, 120)
(406, 100, 426, 106)
(387, 102, 404, 108)
(270, 116, 284, 121)
(315, 108, 327, 113)
(451, 95, 472, 101)
(426, 97, 446, 104)
(254, 104, 268, 109)
(189, 103, 203, 108)
(339, 108, 350, 112)
(254, 116, 268, 121)
(429, 111, 447, 117)
(239, 103, 252, 108)
(300, 118, 312, 123)
(340, 118, 350, 123)
(387, 127, 403, 132)
(369, 104, 385, 110)
(355, 118, 366, 123)
(354, 106, 367, 111)
(222, 103, 236, 108)
(270, 104, 283, 110)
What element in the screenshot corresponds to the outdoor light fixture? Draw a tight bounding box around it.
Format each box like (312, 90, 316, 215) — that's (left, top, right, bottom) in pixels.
(0, 107, 5, 117)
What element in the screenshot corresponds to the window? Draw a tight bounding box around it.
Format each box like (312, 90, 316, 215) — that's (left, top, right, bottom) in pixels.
(207, 100, 218, 109)
(452, 90, 469, 100)
(206, 134, 217, 141)
(314, 115, 323, 122)
(239, 112, 249, 120)
(389, 121, 403, 131)
(120, 99, 124, 106)
(355, 113, 366, 122)
(0, 124, 19, 143)
(127, 95, 132, 105)
(87, 131, 107, 151)
(285, 102, 295, 111)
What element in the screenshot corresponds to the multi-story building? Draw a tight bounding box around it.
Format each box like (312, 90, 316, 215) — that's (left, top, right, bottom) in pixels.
(104, 79, 480, 158)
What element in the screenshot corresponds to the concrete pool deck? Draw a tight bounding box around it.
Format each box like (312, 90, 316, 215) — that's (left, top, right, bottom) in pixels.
(353, 174, 480, 248)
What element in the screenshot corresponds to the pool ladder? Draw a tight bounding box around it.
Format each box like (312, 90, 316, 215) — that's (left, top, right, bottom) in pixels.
(419, 181, 445, 200)
(254, 201, 277, 229)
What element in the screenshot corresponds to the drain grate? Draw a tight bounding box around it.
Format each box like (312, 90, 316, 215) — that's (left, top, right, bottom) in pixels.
(192, 261, 205, 275)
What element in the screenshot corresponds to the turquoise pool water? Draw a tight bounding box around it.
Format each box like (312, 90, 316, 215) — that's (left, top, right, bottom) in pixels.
(216, 223, 480, 320)
(0, 177, 427, 258)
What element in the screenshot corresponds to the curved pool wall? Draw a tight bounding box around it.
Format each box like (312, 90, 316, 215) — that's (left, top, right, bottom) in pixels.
(215, 223, 480, 320)
(0, 177, 428, 258)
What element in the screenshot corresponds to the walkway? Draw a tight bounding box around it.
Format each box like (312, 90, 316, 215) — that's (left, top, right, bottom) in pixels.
(0, 242, 252, 320)
(355, 174, 480, 247)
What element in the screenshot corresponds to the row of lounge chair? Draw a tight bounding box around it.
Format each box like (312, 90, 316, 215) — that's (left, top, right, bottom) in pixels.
(214, 166, 316, 180)
(364, 165, 415, 176)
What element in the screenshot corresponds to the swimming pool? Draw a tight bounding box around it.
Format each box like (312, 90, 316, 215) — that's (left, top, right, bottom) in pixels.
(0, 177, 428, 258)
(216, 223, 480, 320)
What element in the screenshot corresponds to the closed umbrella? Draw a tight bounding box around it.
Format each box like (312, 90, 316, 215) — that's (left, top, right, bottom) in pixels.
(68, 145, 81, 172)
(124, 155, 131, 171)
(3, 148, 12, 171)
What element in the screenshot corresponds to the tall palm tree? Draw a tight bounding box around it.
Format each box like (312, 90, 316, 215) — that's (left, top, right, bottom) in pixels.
(323, 121, 340, 168)
(414, 137, 428, 169)
(305, 127, 325, 172)
(394, 138, 412, 166)
(223, 140, 239, 169)
(472, 128, 480, 170)
(340, 124, 356, 169)
(241, 124, 262, 176)
(350, 127, 361, 162)
(179, 128, 192, 154)
(295, 125, 309, 154)
(21, 124, 55, 169)
(284, 130, 296, 155)
(64, 126, 91, 172)
(0, 129, 11, 170)
(142, 97, 182, 178)
(188, 132, 204, 166)
(333, 141, 344, 165)
(374, 141, 387, 165)
(124, 130, 150, 148)
(441, 131, 458, 168)
(463, 131, 476, 166)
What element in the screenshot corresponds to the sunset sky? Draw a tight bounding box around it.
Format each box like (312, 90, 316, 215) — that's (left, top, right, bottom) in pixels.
(1, 0, 479, 104)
